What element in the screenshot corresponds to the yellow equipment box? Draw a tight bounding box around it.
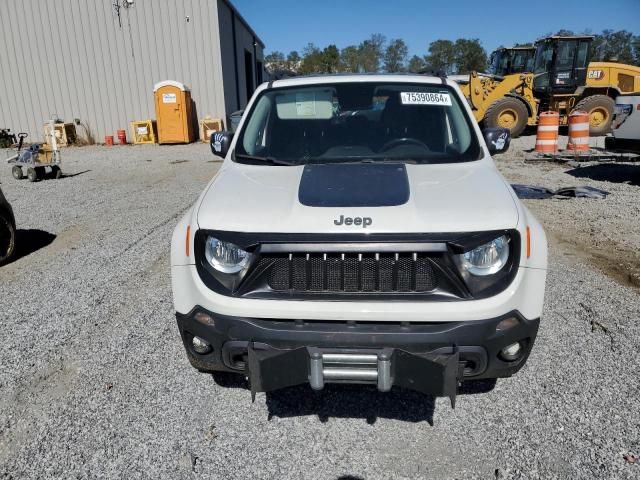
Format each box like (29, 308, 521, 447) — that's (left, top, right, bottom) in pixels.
(130, 120, 157, 144)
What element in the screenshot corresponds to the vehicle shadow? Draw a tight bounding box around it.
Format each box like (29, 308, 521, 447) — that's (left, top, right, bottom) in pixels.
(211, 372, 497, 424)
(59, 169, 91, 179)
(35, 169, 91, 180)
(566, 163, 640, 186)
(12, 229, 56, 262)
(266, 384, 437, 424)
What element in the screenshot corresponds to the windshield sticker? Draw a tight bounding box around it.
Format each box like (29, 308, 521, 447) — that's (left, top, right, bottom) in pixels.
(296, 92, 317, 116)
(400, 92, 451, 106)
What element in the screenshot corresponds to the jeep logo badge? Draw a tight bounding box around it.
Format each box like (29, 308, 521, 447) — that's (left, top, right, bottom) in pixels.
(334, 215, 372, 228)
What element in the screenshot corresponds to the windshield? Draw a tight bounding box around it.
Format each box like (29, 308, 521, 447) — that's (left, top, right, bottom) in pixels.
(511, 50, 534, 73)
(496, 53, 510, 75)
(234, 82, 480, 165)
(488, 51, 501, 75)
(533, 43, 553, 89)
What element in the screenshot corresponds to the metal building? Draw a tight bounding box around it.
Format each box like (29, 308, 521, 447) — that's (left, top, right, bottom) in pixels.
(0, 0, 265, 142)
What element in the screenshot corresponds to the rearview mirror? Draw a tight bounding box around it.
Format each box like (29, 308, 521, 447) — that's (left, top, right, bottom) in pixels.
(210, 131, 234, 158)
(483, 127, 511, 155)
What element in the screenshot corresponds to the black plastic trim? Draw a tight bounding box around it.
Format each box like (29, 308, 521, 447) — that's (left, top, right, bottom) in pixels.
(176, 308, 539, 380)
(194, 229, 520, 301)
(258, 242, 447, 253)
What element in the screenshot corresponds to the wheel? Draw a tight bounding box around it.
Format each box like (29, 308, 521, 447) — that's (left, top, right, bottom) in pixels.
(35, 167, 46, 180)
(11, 166, 23, 180)
(484, 97, 529, 137)
(0, 212, 16, 266)
(573, 95, 615, 136)
(26, 167, 38, 182)
(52, 165, 62, 179)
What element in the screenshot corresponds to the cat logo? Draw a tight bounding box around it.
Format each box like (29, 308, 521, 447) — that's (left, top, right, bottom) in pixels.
(587, 70, 605, 80)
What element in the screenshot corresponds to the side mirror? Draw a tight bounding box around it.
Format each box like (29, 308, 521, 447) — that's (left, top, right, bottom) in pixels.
(210, 131, 233, 157)
(483, 127, 511, 155)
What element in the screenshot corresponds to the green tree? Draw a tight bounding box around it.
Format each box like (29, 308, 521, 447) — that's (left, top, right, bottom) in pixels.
(300, 43, 323, 74)
(286, 51, 301, 72)
(384, 38, 408, 72)
(264, 51, 285, 74)
(633, 35, 640, 66)
(321, 44, 341, 73)
(454, 38, 487, 74)
(359, 33, 387, 72)
(426, 39, 455, 74)
(592, 30, 635, 64)
(341, 45, 361, 72)
(407, 55, 427, 73)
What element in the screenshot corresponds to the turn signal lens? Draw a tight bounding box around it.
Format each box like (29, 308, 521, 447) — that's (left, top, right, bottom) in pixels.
(194, 312, 215, 326)
(495, 317, 519, 332)
(186, 225, 191, 257)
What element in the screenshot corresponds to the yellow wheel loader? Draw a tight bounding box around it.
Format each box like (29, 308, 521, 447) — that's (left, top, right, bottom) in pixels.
(457, 36, 640, 137)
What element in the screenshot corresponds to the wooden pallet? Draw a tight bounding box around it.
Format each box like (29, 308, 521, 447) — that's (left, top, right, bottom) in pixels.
(43, 122, 77, 147)
(200, 118, 224, 143)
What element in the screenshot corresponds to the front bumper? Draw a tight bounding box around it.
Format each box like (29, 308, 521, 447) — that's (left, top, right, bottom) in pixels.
(176, 308, 539, 405)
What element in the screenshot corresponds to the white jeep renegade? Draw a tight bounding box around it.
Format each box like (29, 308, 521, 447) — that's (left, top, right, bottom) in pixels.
(171, 74, 547, 406)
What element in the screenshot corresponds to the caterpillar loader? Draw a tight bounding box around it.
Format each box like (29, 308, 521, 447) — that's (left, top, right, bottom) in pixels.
(457, 36, 640, 137)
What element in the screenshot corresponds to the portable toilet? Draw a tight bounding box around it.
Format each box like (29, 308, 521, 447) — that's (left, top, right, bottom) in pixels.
(154, 80, 196, 144)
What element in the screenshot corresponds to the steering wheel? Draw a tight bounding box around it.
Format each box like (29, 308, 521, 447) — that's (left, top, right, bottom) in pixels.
(379, 137, 429, 153)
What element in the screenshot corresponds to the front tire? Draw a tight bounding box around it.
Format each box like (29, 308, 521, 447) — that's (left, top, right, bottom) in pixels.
(52, 165, 62, 179)
(0, 212, 16, 266)
(484, 97, 529, 138)
(12, 166, 23, 180)
(573, 95, 615, 136)
(27, 167, 38, 182)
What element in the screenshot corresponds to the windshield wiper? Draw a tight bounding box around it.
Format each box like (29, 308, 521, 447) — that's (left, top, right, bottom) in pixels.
(234, 153, 297, 166)
(309, 157, 420, 165)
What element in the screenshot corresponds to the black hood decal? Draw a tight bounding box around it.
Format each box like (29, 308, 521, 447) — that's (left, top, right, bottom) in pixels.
(298, 163, 410, 207)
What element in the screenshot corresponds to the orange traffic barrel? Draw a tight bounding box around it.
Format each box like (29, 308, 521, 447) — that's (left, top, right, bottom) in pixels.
(535, 111, 559, 153)
(105, 135, 114, 146)
(566, 110, 589, 152)
(117, 129, 127, 145)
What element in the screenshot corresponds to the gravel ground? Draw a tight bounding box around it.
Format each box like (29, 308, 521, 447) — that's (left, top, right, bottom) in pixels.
(0, 138, 639, 479)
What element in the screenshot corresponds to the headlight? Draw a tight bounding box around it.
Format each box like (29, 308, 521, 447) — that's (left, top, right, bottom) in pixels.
(204, 236, 250, 273)
(459, 235, 509, 276)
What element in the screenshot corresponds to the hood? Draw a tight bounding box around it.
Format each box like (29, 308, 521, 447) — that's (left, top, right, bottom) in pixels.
(197, 160, 519, 234)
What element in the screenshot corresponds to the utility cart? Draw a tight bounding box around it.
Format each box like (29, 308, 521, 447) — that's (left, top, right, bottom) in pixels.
(7, 122, 62, 182)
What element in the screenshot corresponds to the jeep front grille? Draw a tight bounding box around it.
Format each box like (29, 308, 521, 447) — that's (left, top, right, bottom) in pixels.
(258, 253, 438, 293)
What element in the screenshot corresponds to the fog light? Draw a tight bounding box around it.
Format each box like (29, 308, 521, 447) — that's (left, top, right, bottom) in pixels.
(192, 336, 212, 354)
(500, 342, 522, 361)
